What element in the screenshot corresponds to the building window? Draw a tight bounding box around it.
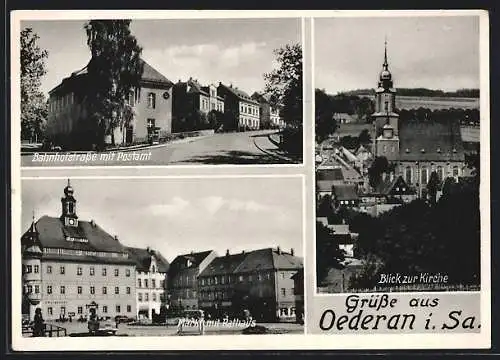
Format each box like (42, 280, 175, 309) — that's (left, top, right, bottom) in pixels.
(151, 265, 156, 273)
(126, 269, 131, 277)
(114, 269, 119, 277)
(144, 279, 148, 288)
(102, 268, 107, 276)
(61, 307, 67, 317)
(258, 273, 262, 281)
(47, 286, 52, 294)
(281, 288, 286, 297)
(77, 307, 83, 314)
(103, 306, 108, 313)
(280, 308, 288, 316)
(115, 287, 119, 294)
(25, 265, 32, 273)
(26, 285, 33, 294)
(281, 272, 286, 279)
(453, 165, 459, 178)
(60, 286, 65, 294)
(145, 293, 149, 301)
(90, 267, 95, 276)
(34, 285, 40, 294)
(126, 287, 131, 294)
(102, 287, 107, 294)
(116, 305, 121, 313)
(152, 293, 157, 301)
(214, 277, 218, 285)
(47, 265, 52, 274)
(147, 93, 156, 109)
(47, 307, 53, 316)
(201, 278, 205, 286)
(34, 265, 39, 273)
(421, 167, 428, 185)
(60, 266, 65, 275)
(77, 267, 82, 275)
(152, 279, 156, 288)
(127, 305, 132, 313)
(437, 166, 444, 182)
(77, 286, 82, 294)
(221, 276, 225, 285)
(405, 166, 412, 184)
(138, 293, 142, 302)
(90, 286, 95, 294)
(138, 279, 142, 288)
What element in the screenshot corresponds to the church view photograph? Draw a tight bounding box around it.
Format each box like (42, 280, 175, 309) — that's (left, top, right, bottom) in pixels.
(314, 16, 481, 293)
(20, 18, 303, 166)
(21, 176, 304, 337)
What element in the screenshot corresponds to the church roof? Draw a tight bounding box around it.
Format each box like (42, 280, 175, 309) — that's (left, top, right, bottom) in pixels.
(24, 215, 135, 265)
(398, 120, 465, 162)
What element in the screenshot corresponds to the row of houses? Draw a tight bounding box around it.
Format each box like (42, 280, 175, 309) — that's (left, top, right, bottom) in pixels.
(46, 59, 285, 149)
(22, 180, 302, 324)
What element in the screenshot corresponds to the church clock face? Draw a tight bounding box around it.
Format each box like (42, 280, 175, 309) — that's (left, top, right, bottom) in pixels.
(69, 219, 75, 226)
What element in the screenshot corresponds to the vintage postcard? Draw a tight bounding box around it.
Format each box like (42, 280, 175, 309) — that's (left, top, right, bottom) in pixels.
(10, 9, 490, 351)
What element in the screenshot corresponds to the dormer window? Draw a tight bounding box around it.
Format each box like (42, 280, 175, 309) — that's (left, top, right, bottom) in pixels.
(405, 148, 410, 153)
(421, 148, 425, 153)
(452, 148, 457, 153)
(186, 259, 192, 267)
(437, 147, 441, 153)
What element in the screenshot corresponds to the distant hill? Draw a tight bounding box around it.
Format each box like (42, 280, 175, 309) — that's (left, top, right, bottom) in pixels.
(342, 88, 479, 98)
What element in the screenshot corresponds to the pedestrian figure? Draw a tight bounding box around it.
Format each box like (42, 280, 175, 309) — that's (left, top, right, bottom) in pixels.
(33, 308, 45, 337)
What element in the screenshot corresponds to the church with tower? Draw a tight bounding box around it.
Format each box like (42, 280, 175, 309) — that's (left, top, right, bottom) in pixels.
(372, 41, 466, 197)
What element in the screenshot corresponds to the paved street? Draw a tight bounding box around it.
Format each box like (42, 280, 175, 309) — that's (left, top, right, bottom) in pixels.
(22, 130, 297, 167)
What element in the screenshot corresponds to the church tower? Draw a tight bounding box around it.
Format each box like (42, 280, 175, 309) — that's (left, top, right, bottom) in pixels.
(372, 39, 399, 138)
(61, 179, 78, 227)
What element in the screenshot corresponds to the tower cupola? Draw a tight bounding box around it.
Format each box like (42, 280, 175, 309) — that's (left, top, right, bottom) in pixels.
(61, 179, 78, 227)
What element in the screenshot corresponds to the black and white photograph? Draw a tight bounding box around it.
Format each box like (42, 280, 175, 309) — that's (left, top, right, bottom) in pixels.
(19, 18, 303, 166)
(20, 176, 304, 337)
(314, 16, 482, 293)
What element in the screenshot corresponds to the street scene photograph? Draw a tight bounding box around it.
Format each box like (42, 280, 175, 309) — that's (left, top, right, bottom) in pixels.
(20, 176, 304, 337)
(314, 16, 482, 293)
(19, 17, 303, 166)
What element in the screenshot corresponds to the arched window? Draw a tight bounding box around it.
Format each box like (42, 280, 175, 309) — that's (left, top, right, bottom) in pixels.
(421, 167, 428, 185)
(405, 166, 412, 184)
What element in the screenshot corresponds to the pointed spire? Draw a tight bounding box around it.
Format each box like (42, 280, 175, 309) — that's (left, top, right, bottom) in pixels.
(383, 36, 388, 70)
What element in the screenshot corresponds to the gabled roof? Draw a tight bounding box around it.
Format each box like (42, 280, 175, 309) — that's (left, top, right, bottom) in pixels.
(199, 252, 247, 277)
(333, 184, 359, 201)
(170, 250, 214, 269)
(139, 59, 173, 85)
(399, 120, 465, 162)
(126, 246, 170, 273)
(219, 83, 259, 104)
(186, 79, 209, 96)
(234, 248, 303, 273)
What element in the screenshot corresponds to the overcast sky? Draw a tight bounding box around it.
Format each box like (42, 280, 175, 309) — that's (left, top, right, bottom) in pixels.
(315, 16, 480, 94)
(21, 18, 301, 97)
(21, 177, 303, 262)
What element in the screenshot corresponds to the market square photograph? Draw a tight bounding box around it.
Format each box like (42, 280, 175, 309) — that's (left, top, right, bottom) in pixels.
(19, 17, 303, 166)
(313, 16, 482, 293)
(20, 176, 304, 337)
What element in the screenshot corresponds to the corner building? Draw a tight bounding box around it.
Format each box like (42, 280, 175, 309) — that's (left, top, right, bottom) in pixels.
(21, 181, 136, 321)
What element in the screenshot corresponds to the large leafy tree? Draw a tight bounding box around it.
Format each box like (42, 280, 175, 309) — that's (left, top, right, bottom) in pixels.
(264, 43, 302, 128)
(315, 88, 337, 143)
(20, 28, 48, 142)
(84, 20, 143, 147)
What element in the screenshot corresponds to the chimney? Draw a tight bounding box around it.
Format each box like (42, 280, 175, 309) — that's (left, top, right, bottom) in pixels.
(114, 235, 119, 241)
(147, 246, 151, 253)
(241, 250, 245, 255)
(290, 248, 295, 256)
(226, 249, 230, 257)
(277, 246, 281, 255)
(90, 220, 96, 227)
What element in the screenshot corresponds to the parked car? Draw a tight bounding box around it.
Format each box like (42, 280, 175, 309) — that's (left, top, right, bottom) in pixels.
(114, 315, 134, 324)
(97, 319, 118, 336)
